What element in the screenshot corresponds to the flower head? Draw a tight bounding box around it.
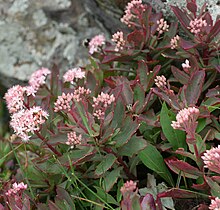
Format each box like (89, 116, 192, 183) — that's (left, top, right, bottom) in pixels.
(6, 182, 27, 196)
(63, 67, 85, 84)
(209, 197, 220, 210)
(29, 68, 51, 91)
(202, 145, 220, 174)
(10, 106, 48, 142)
(182, 59, 191, 70)
(73, 87, 91, 102)
(157, 18, 169, 34)
(155, 75, 167, 89)
(88, 34, 105, 54)
(112, 31, 126, 52)
(4, 85, 25, 114)
(121, 0, 145, 27)
(54, 93, 74, 112)
(66, 131, 82, 148)
(120, 180, 137, 195)
(170, 35, 180, 49)
(188, 18, 207, 34)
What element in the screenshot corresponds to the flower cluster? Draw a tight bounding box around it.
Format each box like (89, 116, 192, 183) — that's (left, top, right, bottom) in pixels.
(155, 75, 167, 89)
(120, 0, 145, 27)
(88, 34, 105, 54)
(73, 87, 91, 102)
(202, 146, 220, 174)
(120, 180, 137, 195)
(6, 182, 27, 196)
(29, 68, 51, 91)
(112, 31, 126, 52)
(63, 67, 85, 84)
(93, 92, 115, 119)
(66, 131, 82, 148)
(171, 107, 199, 130)
(182, 59, 191, 70)
(10, 106, 48, 142)
(170, 35, 180, 49)
(54, 93, 74, 112)
(156, 18, 169, 34)
(188, 18, 207, 34)
(209, 197, 220, 210)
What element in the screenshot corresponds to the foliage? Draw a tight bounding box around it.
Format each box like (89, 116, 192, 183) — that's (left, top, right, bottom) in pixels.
(1, 0, 220, 209)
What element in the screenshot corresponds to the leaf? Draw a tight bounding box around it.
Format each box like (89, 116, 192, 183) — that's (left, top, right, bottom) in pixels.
(119, 135, 147, 157)
(111, 98, 125, 129)
(48, 201, 60, 210)
(165, 157, 202, 179)
(113, 117, 139, 148)
(95, 154, 117, 176)
(171, 66, 189, 84)
(121, 193, 141, 210)
(160, 103, 186, 150)
(56, 187, 75, 209)
(182, 70, 205, 106)
(145, 65, 161, 91)
(102, 167, 122, 192)
(205, 177, 220, 197)
(207, 19, 220, 42)
(141, 194, 156, 210)
(127, 30, 145, 48)
(138, 144, 174, 186)
(187, 2, 197, 13)
(133, 84, 145, 113)
(137, 60, 148, 91)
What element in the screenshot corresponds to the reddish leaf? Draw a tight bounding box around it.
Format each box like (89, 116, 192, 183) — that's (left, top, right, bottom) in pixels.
(207, 19, 220, 42)
(141, 194, 156, 210)
(127, 30, 145, 48)
(171, 66, 190, 84)
(192, 182, 209, 191)
(187, 2, 197, 13)
(165, 157, 202, 179)
(179, 39, 197, 50)
(137, 60, 149, 91)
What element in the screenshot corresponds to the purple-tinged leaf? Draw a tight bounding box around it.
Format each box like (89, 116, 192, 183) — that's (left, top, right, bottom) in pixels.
(207, 19, 220, 42)
(182, 70, 205, 106)
(215, 65, 220, 73)
(141, 194, 156, 210)
(211, 176, 220, 184)
(133, 83, 145, 113)
(171, 66, 190, 84)
(56, 187, 75, 208)
(48, 201, 60, 210)
(187, 2, 197, 13)
(121, 193, 141, 210)
(206, 86, 220, 98)
(165, 157, 202, 179)
(202, 71, 217, 91)
(202, 97, 220, 112)
(192, 182, 209, 191)
(146, 65, 161, 91)
(127, 30, 145, 48)
(137, 60, 149, 91)
(179, 39, 197, 50)
(205, 176, 220, 197)
(170, 6, 190, 29)
(149, 12, 162, 35)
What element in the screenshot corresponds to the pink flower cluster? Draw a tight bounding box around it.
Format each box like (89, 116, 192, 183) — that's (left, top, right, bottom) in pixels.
(29, 67, 51, 91)
(171, 107, 199, 130)
(120, 0, 145, 27)
(155, 75, 167, 89)
(120, 180, 137, 195)
(93, 92, 115, 119)
(170, 35, 180, 49)
(182, 59, 191, 72)
(88, 34, 105, 54)
(10, 106, 49, 142)
(209, 197, 220, 210)
(73, 87, 91, 102)
(63, 67, 85, 84)
(112, 31, 126, 52)
(66, 131, 82, 148)
(54, 93, 74, 112)
(202, 145, 220, 174)
(157, 18, 169, 34)
(188, 18, 207, 34)
(6, 182, 27, 196)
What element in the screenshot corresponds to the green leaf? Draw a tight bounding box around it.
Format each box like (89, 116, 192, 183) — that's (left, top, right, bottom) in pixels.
(119, 135, 147, 157)
(95, 154, 117, 176)
(138, 144, 174, 186)
(111, 98, 125, 129)
(137, 60, 148, 91)
(133, 84, 145, 113)
(160, 103, 186, 150)
(102, 167, 122, 192)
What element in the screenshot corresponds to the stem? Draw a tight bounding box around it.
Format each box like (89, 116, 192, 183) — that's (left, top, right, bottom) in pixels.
(34, 131, 62, 157)
(103, 147, 136, 180)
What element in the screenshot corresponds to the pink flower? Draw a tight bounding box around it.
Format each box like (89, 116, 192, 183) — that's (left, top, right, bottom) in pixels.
(157, 18, 169, 34)
(112, 31, 126, 52)
(209, 197, 220, 210)
(10, 106, 48, 142)
(4, 85, 25, 113)
(121, 0, 145, 27)
(182, 59, 191, 69)
(66, 131, 82, 148)
(54, 93, 74, 112)
(202, 146, 220, 174)
(188, 18, 207, 34)
(155, 75, 167, 89)
(29, 68, 51, 91)
(5, 182, 27, 196)
(170, 35, 180, 49)
(73, 87, 91, 102)
(63, 68, 85, 84)
(88, 34, 105, 54)
(120, 180, 137, 195)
